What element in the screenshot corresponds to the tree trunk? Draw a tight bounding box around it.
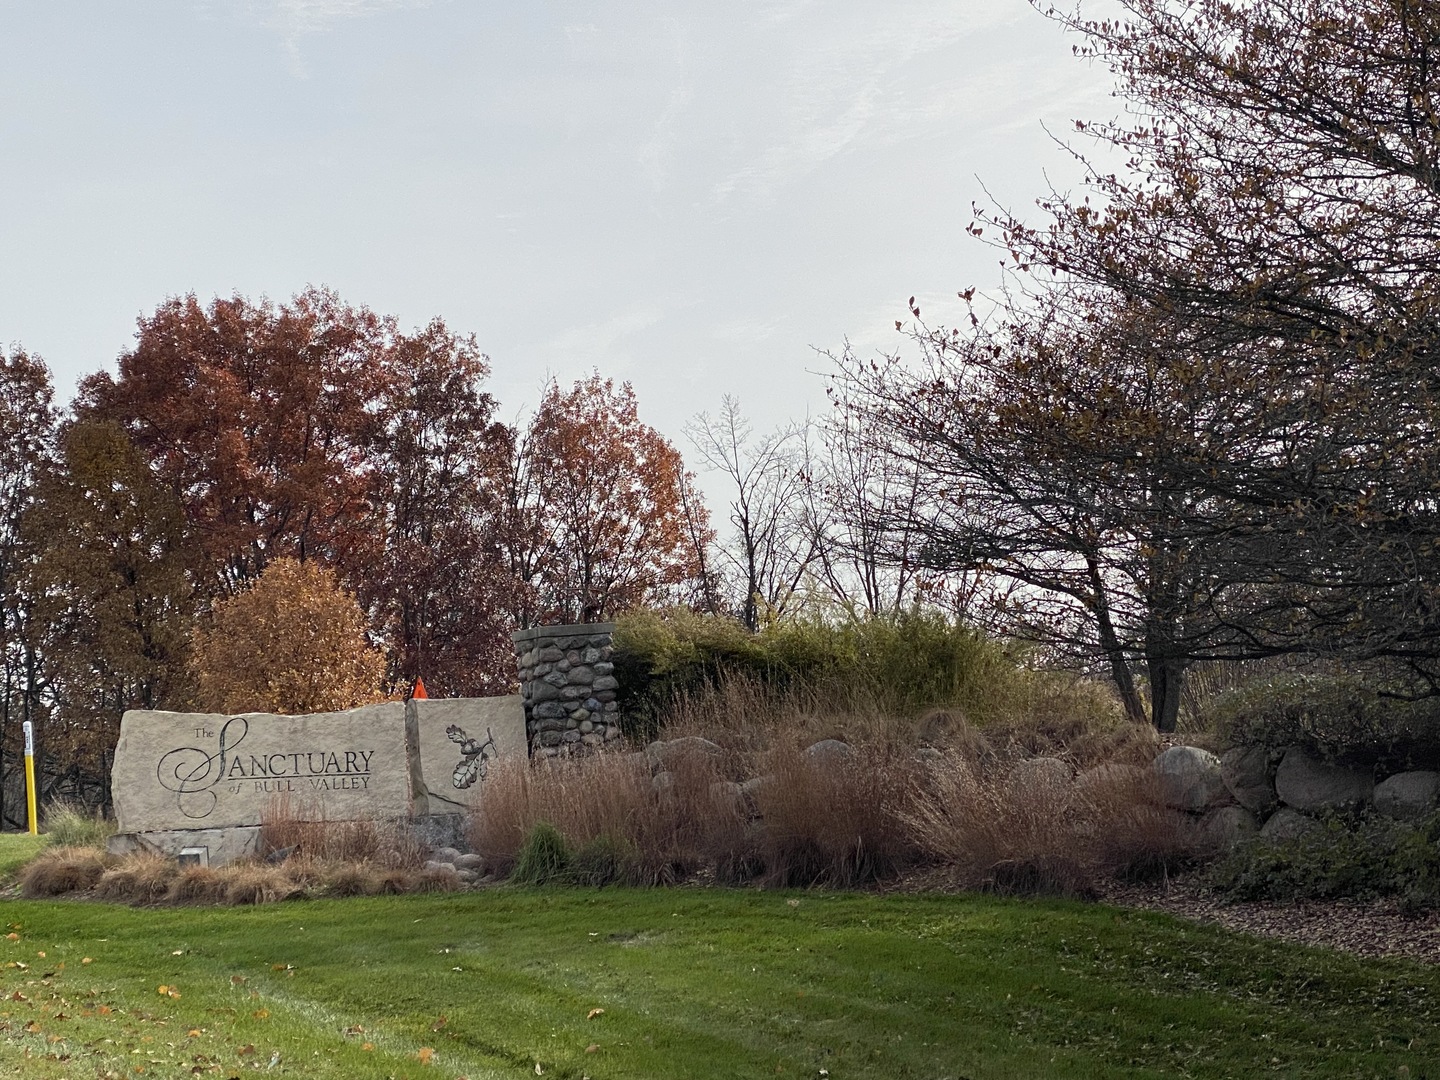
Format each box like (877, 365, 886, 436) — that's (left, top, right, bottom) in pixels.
(1087, 558, 1147, 724)
(1146, 653, 1184, 733)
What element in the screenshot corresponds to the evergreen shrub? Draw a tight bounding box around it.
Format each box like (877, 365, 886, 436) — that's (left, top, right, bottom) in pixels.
(613, 608, 1024, 741)
(1209, 810, 1440, 910)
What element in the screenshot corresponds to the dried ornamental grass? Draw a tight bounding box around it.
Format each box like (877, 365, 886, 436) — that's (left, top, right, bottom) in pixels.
(19, 846, 110, 897)
(94, 854, 174, 903)
(219, 863, 302, 905)
(166, 865, 224, 905)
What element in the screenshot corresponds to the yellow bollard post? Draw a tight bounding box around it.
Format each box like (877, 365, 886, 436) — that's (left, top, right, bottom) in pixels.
(22, 720, 38, 835)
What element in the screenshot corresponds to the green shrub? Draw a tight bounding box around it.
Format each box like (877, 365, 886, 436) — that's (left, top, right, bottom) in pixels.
(509, 821, 571, 885)
(565, 833, 636, 887)
(613, 607, 1026, 741)
(1209, 810, 1440, 910)
(1204, 670, 1440, 769)
(43, 798, 115, 847)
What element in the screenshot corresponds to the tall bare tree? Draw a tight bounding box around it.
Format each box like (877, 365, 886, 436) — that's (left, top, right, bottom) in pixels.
(686, 397, 819, 630)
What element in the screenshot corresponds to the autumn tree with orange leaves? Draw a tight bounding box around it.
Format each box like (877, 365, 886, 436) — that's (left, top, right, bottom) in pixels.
(78, 288, 387, 594)
(190, 557, 385, 715)
(504, 374, 710, 625)
(76, 289, 530, 697)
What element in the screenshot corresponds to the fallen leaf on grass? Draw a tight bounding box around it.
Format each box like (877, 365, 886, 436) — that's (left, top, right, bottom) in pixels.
(230, 975, 246, 985)
(417, 1047, 434, 1065)
(5, 931, 19, 941)
(82, 958, 92, 965)
(361, 1042, 374, 1052)
(343, 1025, 364, 1037)
(252, 1009, 269, 1020)
(237, 1044, 255, 1056)
(586, 1009, 604, 1020)
(585, 1044, 599, 1053)
(431, 1015, 448, 1031)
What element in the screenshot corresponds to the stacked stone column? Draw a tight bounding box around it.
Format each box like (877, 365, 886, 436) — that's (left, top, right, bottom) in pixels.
(512, 623, 622, 757)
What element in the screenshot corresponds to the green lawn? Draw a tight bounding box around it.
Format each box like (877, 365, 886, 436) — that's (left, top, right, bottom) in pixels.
(0, 833, 47, 881)
(1, 887, 1437, 1078)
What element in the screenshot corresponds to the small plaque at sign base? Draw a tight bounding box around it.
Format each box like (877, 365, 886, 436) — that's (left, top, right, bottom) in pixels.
(177, 847, 209, 868)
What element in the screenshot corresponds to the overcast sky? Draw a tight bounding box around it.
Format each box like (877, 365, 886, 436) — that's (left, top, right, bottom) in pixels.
(1, 0, 1117, 463)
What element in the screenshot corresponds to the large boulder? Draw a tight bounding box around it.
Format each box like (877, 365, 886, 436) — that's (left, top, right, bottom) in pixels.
(1153, 745, 1228, 812)
(1274, 747, 1372, 812)
(1374, 771, 1440, 821)
(1200, 806, 1259, 849)
(645, 737, 723, 772)
(739, 775, 776, 811)
(1259, 806, 1322, 844)
(1220, 745, 1278, 815)
(1007, 756, 1072, 797)
(804, 739, 854, 767)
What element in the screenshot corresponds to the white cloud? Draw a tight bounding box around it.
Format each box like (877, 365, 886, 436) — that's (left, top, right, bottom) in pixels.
(711, 3, 1017, 205)
(636, 22, 693, 193)
(215, 0, 433, 76)
(539, 308, 665, 379)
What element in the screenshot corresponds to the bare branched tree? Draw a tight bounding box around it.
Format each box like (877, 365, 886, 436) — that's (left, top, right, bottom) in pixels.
(686, 397, 819, 630)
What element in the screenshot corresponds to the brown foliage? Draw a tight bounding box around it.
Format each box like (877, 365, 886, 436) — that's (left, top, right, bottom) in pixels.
(359, 320, 516, 696)
(78, 289, 388, 591)
(76, 290, 524, 699)
(166, 865, 224, 905)
(191, 558, 385, 715)
(0, 347, 57, 780)
(94, 854, 174, 903)
(19, 846, 110, 897)
(221, 863, 304, 905)
(259, 793, 425, 867)
(23, 421, 200, 767)
(502, 374, 710, 624)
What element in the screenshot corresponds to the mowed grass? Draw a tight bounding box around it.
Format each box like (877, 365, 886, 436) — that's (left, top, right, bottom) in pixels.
(0, 834, 47, 881)
(2, 888, 1438, 1079)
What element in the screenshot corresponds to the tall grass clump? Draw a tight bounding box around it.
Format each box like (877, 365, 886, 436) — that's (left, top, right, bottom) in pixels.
(259, 794, 425, 868)
(510, 822, 572, 885)
(904, 757, 1200, 893)
(613, 608, 1029, 742)
(43, 798, 115, 847)
(19, 845, 110, 897)
(469, 662, 1181, 893)
(471, 750, 740, 885)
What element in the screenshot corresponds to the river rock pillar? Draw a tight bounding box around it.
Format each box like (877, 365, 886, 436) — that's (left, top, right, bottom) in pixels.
(512, 623, 622, 757)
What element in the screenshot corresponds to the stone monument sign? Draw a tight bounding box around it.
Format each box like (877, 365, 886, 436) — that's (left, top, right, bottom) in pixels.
(410, 696, 527, 814)
(114, 703, 412, 833)
(110, 696, 528, 864)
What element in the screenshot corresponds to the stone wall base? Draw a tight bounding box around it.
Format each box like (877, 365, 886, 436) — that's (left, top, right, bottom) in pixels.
(105, 814, 474, 868)
(109, 826, 262, 866)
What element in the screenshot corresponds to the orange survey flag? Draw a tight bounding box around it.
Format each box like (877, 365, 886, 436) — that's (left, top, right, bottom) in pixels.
(412, 677, 429, 700)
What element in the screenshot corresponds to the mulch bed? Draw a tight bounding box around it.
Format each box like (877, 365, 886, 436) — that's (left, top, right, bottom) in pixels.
(1094, 876, 1440, 966)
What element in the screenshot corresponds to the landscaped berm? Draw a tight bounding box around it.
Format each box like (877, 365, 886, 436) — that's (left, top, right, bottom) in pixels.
(6, 615, 1440, 1077)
